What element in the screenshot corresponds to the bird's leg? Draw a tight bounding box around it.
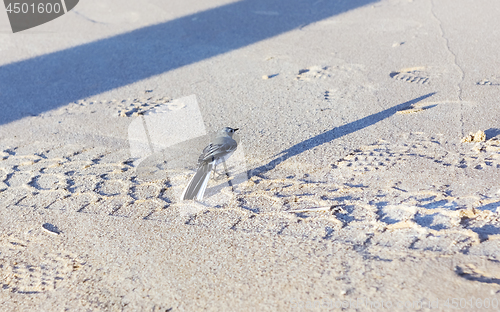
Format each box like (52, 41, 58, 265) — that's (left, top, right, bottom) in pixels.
(223, 161, 235, 192)
(212, 164, 217, 175)
(212, 164, 224, 180)
(213, 162, 230, 180)
(222, 161, 230, 179)
(211, 164, 219, 180)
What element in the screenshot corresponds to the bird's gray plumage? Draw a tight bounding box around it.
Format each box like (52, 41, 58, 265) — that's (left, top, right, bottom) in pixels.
(181, 127, 238, 200)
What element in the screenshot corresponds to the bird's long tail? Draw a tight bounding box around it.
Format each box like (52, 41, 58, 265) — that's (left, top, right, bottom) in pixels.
(180, 163, 212, 200)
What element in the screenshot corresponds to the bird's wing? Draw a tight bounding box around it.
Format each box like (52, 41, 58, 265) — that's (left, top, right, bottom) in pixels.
(198, 139, 237, 165)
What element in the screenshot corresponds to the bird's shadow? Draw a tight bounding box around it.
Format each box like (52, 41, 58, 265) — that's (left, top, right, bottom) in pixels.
(207, 92, 436, 195)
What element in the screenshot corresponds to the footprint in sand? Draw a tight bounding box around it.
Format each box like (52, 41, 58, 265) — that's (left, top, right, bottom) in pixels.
(295, 63, 366, 82)
(476, 79, 500, 86)
(295, 64, 375, 104)
(296, 66, 333, 81)
(115, 96, 173, 117)
(0, 236, 84, 294)
(388, 66, 445, 85)
(63, 96, 173, 117)
(3, 133, 500, 257)
(390, 69, 430, 84)
(45, 95, 174, 118)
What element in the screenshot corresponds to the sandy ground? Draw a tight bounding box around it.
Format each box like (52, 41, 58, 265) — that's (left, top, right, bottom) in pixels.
(1, 0, 500, 311)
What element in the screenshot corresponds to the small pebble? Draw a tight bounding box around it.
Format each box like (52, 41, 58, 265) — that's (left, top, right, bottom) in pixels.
(42, 223, 61, 235)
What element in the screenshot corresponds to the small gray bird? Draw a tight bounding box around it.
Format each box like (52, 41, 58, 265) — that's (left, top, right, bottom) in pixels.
(180, 127, 239, 200)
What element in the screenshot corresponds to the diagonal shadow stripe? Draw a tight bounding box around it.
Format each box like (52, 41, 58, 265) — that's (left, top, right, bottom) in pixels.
(0, 0, 378, 126)
(455, 266, 500, 285)
(249, 92, 436, 176)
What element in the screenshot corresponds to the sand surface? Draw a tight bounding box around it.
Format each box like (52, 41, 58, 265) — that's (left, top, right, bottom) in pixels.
(1, 0, 500, 311)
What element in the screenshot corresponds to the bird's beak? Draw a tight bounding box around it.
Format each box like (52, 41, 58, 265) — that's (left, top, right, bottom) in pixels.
(234, 128, 239, 131)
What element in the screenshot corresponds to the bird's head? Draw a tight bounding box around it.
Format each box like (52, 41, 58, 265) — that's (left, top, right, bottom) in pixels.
(220, 127, 239, 136)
